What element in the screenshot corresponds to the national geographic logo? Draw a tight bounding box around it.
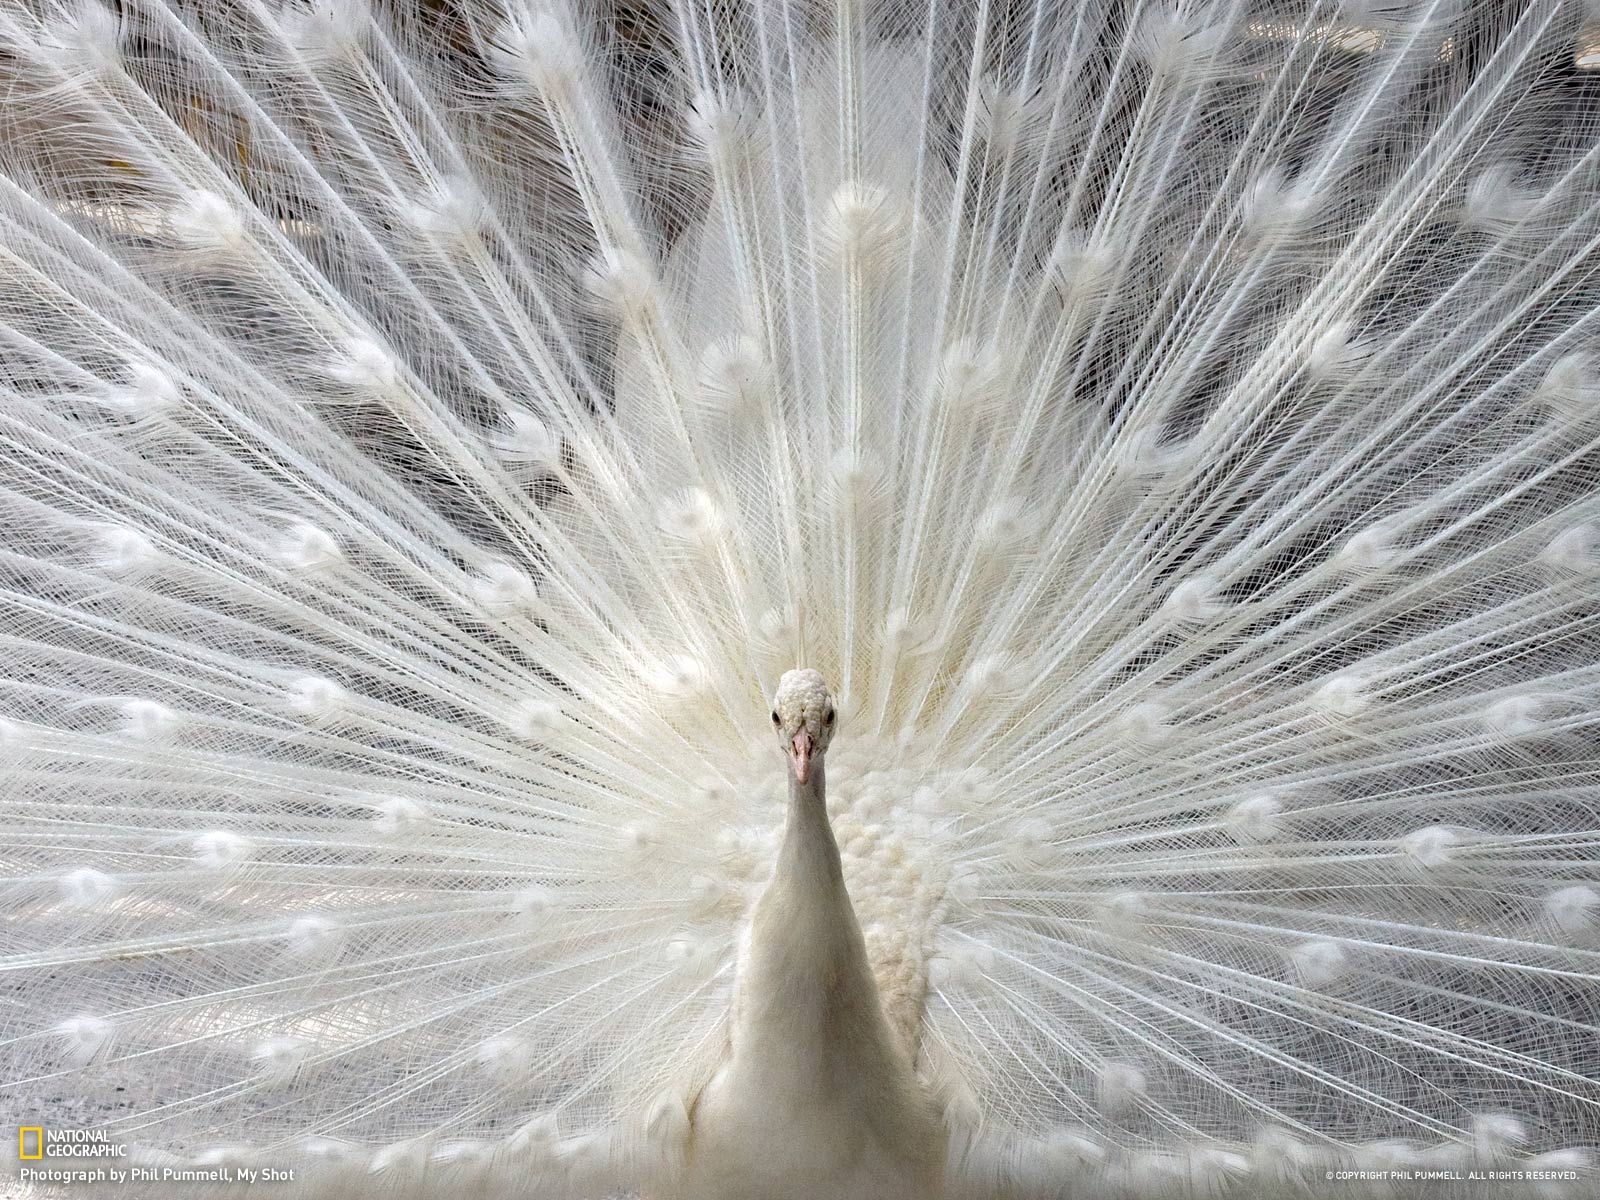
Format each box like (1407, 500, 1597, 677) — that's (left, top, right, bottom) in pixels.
(15, 1126, 127, 1159)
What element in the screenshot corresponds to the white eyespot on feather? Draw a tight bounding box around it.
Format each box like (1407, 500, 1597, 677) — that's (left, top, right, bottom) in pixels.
(1400, 825, 1467, 872)
(963, 652, 1021, 697)
(167, 189, 251, 257)
(1162, 575, 1226, 624)
(619, 821, 661, 857)
(1133, 9, 1227, 80)
(648, 655, 709, 698)
(90, 524, 160, 575)
(687, 872, 739, 919)
(327, 335, 404, 397)
(1243, 165, 1317, 239)
(1469, 1114, 1526, 1161)
(294, 1137, 364, 1173)
(1225, 794, 1284, 844)
(691, 774, 732, 812)
(252, 1036, 311, 1085)
(372, 797, 429, 837)
(825, 452, 889, 517)
(658, 487, 730, 545)
(936, 338, 1011, 421)
(1543, 884, 1597, 939)
(1187, 1147, 1252, 1192)
(1251, 1127, 1321, 1181)
(1006, 817, 1054, 866)
(1115, 699, 1175, 748)
(117, 699, 181, 741)
(507, 1113, 560, 1162)
(586, 248, 660, 322)
(475, 1033, 535, 1080)
(756, 606, 799, 649)
(1530, 352, 1599, 428)
(1039, 1128, 1106, 1170)
(973, 78, 1045, 154)
(883, 607, 934, 656)
(1331, 522, 1400, 575)
(1095, 1062, 1147, 1115)
(99, 361, 183, 421)
(195, 1146, 260, 1176)
(1308, 672, 1372, 722)
(284, 675, 348, 724)
(506, 698, 562, 740)
(714, 825, 762, 876)
(485, 7, 584, 100)
(283, 915, 343, 964)
(432, 1139, 496, 1175)
(1460, 165, 1537, 235)
(685, 90, 758, 167)
(192, 831, 255, 871)
(1096, 890, 1150, 937)
(974, 497, 1036, 555)
(279, 0, 371, 63)
(662, 933, 720, 978)
(1112, 425, 1192, 478)
(822, 180, 905, 268)
(1482, 694, 1549, 740)
(1047, 228, 1115, 298)
(275, 521, 342, 571)
(1537, 525, 1599, 575)
(1304, 319, 1374, 381)
(58, 868, 118, 908)
(30, 1, 124, 75)
(55, 1016, 114, 1068)
(697, 336, 770, 421)
(1289, 939, 1347, 989)
(368, 1138, 434, 1182)
(504, 886, 552, 924)
(469, 561, 539, 617)
(487, 408, 560, 472)
(404, 175, 484, 243)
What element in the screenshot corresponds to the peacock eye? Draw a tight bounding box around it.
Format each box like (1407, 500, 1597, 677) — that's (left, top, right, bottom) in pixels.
(824, 709, 835, 725)
(771, 710, 780, 726)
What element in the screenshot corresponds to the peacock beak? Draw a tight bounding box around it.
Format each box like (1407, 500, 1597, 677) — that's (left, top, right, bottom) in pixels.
(789, 729, 814, 784)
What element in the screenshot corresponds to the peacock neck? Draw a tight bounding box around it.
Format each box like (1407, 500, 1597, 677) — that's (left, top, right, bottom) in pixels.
(779, 758, 839, 884)
(765, 755, 855, 976)
(729, 752, 884, 1064)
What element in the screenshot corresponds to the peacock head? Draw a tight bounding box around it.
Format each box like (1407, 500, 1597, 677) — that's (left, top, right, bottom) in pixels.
(770, 668, 836, 784)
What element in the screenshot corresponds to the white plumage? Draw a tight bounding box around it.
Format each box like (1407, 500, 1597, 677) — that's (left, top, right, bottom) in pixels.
(1, 1, 1598, 1197)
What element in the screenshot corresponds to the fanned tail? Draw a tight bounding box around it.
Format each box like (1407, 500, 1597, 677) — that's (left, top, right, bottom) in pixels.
(0, 2, 1597, 1197)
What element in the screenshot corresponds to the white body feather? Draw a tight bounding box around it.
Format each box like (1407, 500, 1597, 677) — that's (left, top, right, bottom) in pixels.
(1, 1, 1598, 1197)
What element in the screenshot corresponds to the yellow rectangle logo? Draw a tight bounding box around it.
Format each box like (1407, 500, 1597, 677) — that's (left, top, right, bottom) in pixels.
(19, 1127, 43, 1160)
